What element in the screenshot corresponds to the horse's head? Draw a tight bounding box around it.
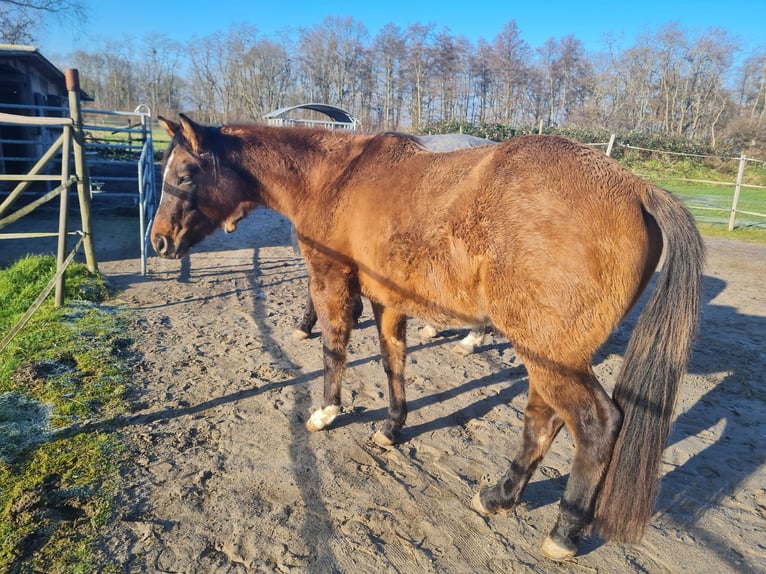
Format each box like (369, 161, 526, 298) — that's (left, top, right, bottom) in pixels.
(151, 114, 255, 259)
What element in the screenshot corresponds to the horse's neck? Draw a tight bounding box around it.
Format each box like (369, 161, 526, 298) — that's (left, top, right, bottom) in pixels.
(240, 127, 372, 222)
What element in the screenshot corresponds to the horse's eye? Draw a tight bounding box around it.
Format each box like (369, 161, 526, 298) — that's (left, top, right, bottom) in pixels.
(178, 175, 193, 185)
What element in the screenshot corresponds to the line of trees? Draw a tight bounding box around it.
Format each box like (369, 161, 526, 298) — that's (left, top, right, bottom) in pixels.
(35, 16, 766, 155)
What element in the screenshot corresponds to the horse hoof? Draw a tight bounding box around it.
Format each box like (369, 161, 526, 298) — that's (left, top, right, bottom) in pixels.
(305, 405, 340, 432)
(541, 535, 577, 562)
(452, 343, 475, 355)
(471, 492, 491, 515)
(471, 489, 510, 516)
(292, 329, 310, 341)
(372, 429, 395, 447)
(418, 325, 438, 339)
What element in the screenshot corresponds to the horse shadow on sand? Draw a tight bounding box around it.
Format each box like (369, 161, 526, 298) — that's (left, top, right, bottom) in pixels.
(650, 273, 765, 571)
(524, 273, 763, 568)
(232, 236, 764, 570)
(243, 256, 763, 569)
(99, 212, 764, 571)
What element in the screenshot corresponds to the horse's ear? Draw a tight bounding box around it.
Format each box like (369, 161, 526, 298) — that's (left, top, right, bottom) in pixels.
(157, 115, 179, 137)
(178, 113, 206, 156)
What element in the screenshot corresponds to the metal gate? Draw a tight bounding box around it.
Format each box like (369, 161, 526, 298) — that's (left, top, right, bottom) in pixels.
(1, 100, 157, 274)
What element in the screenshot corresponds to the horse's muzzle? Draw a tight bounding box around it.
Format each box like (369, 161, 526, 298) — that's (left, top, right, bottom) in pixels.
(152, 234, 186, 259)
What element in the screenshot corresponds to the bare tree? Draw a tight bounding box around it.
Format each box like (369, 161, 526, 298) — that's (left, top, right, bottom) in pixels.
(186, 33, 227, 122)
(742, 46, 766, 129)
(248, 38, 293, 117)
(296, 16, 369, 109)
(489, 20, 531, 124)
(684, 29, 737, 143)
(71, 36, 137, 110)
(431, 28, 469, 122)
(0, 0, 85, 44)
(606, 38, 660, 132)
(469, 38, 495, 124)
(536, 34, 591, 127)
(226, 25, 270, 120)
(403, 22, 436, 128)
(136, 33, 186, 119)
(727, 45, 766, 151)
(373, 23, 407, 130)
(60, 18, 762, 154)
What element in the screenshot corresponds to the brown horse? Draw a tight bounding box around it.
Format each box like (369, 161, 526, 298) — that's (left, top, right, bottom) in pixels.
(151, 115, 703, 561)
(290, 132, 495, 353)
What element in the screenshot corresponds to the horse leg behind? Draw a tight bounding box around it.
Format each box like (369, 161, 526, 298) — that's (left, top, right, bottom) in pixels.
(473, 355, 622, 561)
(292, 288, 318, 340)
(293, 285, 364, 340)
(369, 301, 408, 446)
(417, 324, 489, 355)
(452, 326, 491, 355)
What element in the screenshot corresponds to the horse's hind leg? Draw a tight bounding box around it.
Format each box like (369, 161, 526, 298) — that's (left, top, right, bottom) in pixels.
(293, 286, 363, 340)
(352, 294, 363, 323)
(474, 361, 621, 561)
(472, 385, 564, 512)
(536, 369, 621, 561)
(370, 301, 408, 447)
(292, 287, 318, 340)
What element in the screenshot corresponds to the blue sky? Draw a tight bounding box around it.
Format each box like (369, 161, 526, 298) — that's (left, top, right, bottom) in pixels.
(38, 0, 765, 63)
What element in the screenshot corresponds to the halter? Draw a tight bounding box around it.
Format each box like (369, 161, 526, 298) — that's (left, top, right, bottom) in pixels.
(161, 180, 202, 214)
(161, 137, 220, 208)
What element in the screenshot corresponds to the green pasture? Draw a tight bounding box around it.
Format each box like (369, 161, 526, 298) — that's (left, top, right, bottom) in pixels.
(638, 176, 766, 231)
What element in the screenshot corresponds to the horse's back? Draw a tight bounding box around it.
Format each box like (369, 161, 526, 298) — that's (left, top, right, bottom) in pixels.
(334, 135, 662, 360)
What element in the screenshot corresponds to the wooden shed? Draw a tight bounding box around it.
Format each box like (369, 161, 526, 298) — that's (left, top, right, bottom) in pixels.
(0, 44, 91, 174)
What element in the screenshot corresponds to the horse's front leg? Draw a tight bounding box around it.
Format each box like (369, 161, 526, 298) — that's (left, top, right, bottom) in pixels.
(304, 277, 354, 433)
(370, 301, 408, 446)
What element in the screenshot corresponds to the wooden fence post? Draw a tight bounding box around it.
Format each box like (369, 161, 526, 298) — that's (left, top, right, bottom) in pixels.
(606, 134, 616, 157)
(55, 124, 72, 306)
(66, 68, 98, 273)
(727, 154, 747, 231)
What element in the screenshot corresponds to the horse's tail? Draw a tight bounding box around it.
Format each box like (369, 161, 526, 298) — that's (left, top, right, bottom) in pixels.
(594, 185, 704, 543)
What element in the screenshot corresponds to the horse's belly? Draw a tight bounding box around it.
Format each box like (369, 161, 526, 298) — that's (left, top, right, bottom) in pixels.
(359, 260, 489, 326)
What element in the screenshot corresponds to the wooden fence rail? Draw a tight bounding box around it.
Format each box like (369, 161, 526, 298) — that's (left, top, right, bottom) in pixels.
(606, 140, 766, 230)
(0, 68, 96, 352)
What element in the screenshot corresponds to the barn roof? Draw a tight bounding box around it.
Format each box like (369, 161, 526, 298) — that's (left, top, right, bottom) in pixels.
(263, 103, 358, 127)
(0, 44, 93, 101)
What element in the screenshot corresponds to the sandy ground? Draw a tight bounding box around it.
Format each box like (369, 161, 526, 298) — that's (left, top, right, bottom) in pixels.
(4, 207, 766, 573)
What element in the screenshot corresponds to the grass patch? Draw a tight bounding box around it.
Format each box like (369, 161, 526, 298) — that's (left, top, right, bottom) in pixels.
(694, 222, 766, 244)
(0, 255, 132, 573)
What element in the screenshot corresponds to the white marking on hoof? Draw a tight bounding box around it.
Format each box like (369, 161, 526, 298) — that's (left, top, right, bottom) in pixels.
(457, 331, 487, 354)
(541, 535, 577, 562)
(305, 405, 340, 432)
(372, 429, 395, 448)
(291, 329, 310, 341)
(417, 325, 438, 339)
(471, 492, 490, 515)
(452, 342, 475, 355)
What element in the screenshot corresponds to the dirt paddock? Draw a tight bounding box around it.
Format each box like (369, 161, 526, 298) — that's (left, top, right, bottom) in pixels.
(4, 207, 766, 573)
